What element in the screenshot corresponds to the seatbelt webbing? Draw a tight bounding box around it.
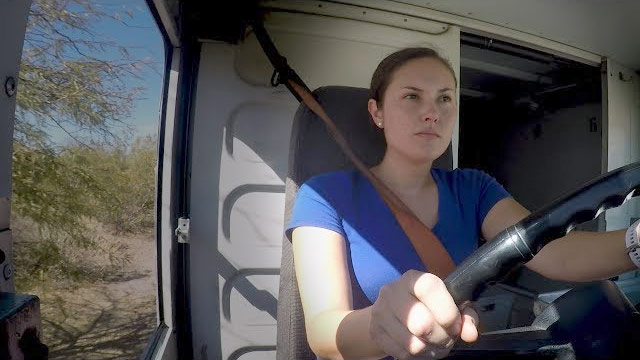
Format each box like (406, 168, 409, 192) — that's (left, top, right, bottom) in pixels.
(252, 23, 456, 279)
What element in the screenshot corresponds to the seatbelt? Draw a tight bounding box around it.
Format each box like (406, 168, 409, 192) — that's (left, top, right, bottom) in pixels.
(251, 22, 456, 279)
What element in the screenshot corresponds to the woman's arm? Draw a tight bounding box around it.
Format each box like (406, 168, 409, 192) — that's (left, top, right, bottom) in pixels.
(292, 226, 386, 360)
(292, 226, 479, 360)
(481, 198, 637, 282)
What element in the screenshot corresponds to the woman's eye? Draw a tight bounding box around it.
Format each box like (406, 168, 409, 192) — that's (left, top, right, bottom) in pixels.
(440, 95, 452, 103)
(404, 93, 418, 100)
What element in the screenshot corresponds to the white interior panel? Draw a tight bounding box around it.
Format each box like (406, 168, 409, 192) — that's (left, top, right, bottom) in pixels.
(188, 10, 460, 360)
(340, 0, 639, 68)
(220, 192, 287, 268)
(417, 0, 640, 69)
(219, 273, 280, 359)
(275, 0, 601, 66)
(605, 60, 640, 233)
(236, 11, 459, 89)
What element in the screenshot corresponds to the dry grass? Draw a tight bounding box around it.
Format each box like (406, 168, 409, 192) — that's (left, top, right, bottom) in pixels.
(18, 229, 157, 359)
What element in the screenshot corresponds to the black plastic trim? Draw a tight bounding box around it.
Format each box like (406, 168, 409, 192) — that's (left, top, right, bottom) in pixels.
(143, 0, 172, 329)
(172, 3, 203, 358)
(144, 0, 174, 47)
(140, 323, 170, 360)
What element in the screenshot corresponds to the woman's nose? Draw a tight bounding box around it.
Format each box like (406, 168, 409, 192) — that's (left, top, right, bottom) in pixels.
(422, 101, 439, 123)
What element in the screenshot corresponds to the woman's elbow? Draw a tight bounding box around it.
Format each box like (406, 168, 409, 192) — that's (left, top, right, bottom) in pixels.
(304, 311, 349, 360)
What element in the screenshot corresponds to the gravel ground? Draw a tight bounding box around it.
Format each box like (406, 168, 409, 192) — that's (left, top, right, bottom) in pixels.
(22, 230, 157, 360)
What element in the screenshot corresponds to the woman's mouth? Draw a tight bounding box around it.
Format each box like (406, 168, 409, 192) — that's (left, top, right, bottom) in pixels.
(415, 131, 439, 138)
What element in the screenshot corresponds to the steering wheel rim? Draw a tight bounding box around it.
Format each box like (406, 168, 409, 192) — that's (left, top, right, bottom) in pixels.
(442, 161, 640, 359)
(444, 161, 640, 304)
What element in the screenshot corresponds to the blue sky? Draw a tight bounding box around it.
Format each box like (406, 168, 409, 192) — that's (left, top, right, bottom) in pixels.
(104, 0, 165, 139)
(43, 0, 165, 144)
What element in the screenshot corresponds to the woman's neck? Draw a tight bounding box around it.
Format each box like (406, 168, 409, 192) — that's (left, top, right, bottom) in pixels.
(370, 151, 435, 195)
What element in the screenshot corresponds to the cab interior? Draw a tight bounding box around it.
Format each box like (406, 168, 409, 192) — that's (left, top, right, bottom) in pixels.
(3, 1, 640, 359)
(144, 1, 640, 359)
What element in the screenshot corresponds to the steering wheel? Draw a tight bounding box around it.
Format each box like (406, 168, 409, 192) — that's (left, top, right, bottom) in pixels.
(444, 162, 640, 360)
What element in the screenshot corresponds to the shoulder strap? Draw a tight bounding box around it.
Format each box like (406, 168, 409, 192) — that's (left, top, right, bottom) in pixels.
(252, 23, 456, 279)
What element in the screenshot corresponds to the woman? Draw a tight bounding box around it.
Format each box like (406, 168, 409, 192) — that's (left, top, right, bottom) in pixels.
(286, 48, 639, 360)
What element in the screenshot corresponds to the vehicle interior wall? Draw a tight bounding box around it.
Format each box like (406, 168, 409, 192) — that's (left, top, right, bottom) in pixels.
(494, 102, 602, 212)
(0, 0, 31, 294)
(455, 35, 606, 319)
(186, 10, 460, 359)
(457, 38, 640, 300)
(463, 100, 602, 210)
(604, 60, 640, 230)
(603, 59, 640, 286)
(458, 35, 603, 221)
(148, 1, 640, 358)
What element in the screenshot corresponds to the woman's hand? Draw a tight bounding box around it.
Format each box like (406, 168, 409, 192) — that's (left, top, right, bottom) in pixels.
(369, 270, 479, 359)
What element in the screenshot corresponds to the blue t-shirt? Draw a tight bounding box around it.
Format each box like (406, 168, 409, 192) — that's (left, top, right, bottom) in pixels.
(286, 168, 511, 304)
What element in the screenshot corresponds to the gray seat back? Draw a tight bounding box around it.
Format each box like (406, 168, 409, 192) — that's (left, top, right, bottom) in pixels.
(276, 86, 452, 359)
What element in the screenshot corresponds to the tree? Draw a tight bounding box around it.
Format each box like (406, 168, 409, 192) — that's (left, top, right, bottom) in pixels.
(12, 0, 157, 282)
(16, 0, 150, 147)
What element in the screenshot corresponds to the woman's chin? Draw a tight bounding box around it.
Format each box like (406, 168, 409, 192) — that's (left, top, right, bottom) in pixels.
(405, 152, 444, 166)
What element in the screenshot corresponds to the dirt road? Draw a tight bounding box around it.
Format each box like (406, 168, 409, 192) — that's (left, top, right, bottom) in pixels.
(25, 231, 157, 360)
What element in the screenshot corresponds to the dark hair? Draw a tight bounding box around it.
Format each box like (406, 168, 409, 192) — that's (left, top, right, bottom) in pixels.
(369, 47, 457, 104)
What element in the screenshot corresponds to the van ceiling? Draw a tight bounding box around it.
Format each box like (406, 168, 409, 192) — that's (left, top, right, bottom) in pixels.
(148, 0, 261, 43)
(397, 0, 640, 71)
(150, 0, 640, 70)
(460, 33, 601, 112)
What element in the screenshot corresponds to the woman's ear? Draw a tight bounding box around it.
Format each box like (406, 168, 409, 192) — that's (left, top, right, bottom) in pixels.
(368, 99, 384, 128)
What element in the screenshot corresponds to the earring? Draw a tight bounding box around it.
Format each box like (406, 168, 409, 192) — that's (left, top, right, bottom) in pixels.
(377, 122, 383, 127)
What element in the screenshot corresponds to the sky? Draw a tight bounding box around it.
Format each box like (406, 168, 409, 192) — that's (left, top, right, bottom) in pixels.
(42, 0, 165, 145)
(105, 0, 165, 139)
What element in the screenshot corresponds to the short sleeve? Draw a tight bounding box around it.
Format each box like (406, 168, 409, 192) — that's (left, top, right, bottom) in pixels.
(285, 178, 346, 240)
(475, 170, 511, 226)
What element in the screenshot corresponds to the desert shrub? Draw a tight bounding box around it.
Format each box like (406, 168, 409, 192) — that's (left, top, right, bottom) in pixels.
(64, 135, 157, 233)
(12, 136, 155, 283)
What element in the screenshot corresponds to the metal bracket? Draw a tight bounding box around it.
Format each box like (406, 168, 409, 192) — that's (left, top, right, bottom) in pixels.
(175, 217, 190, 244)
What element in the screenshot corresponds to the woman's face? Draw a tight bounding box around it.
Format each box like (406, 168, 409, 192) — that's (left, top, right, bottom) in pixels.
(369, 57, 457, 165)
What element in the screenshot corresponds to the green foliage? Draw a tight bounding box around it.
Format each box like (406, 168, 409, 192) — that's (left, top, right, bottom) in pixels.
(13, 144, 102, 248)
(11, 0, 158, 282)
(16, 0, 150, 147)
(12, 136, 156, 282)
(13, 216, 134, 291)
(61, 135, 157, 233)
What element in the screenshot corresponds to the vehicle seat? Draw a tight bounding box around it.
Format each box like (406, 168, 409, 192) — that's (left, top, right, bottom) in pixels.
(276, 86, 452, 359)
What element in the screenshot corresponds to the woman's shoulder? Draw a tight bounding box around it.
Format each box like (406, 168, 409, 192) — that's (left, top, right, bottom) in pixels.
(288, 170, 359, 239)
(301, 168, 358, 188)
(298, 168, 359, 197)
(433, 167, 510, 211)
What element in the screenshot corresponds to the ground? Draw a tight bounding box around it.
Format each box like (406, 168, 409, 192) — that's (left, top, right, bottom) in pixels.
(22, 230, 157, 360)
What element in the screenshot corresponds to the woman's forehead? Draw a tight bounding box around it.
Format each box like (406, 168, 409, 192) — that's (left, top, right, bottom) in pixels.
(389, 58, 456, 89)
